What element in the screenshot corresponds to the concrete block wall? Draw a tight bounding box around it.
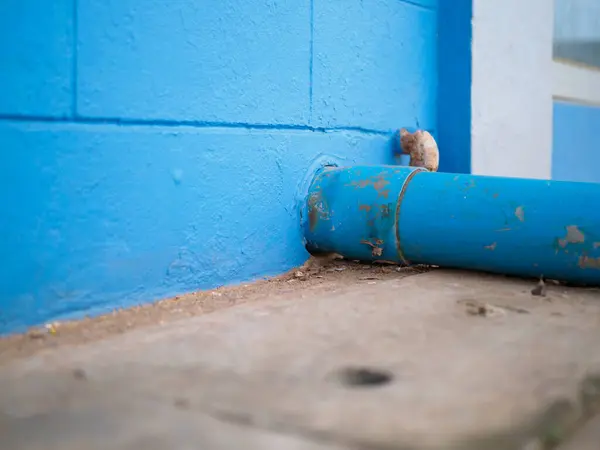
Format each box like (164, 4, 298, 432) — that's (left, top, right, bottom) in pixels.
(0, 0, 439, 333)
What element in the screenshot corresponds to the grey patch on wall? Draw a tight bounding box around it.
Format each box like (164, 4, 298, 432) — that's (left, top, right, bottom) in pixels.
(554, 40, 600, 68)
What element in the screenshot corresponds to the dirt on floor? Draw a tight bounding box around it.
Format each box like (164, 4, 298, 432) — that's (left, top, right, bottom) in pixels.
(0, 257, 431, 363)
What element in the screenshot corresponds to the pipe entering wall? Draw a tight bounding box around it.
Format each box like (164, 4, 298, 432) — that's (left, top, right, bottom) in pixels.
(302, 165, 600, 286)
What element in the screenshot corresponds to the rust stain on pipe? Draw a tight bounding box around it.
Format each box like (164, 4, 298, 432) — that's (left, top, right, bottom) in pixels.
(308, 204, 318, 232)
(515, 206, 525, 222)
(307, 191, 329, 232)
(558, 225, 586, 248)
(579, 255, 600, 269)
(347, 174, 391, 193)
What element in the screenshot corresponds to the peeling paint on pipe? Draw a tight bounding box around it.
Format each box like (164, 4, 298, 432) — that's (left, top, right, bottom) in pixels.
(302, 165, 600, 285)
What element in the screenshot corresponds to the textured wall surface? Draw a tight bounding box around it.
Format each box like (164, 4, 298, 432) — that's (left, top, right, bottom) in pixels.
(552, 101, 600, 183)
(77, 0, 311, 124)
(0, 0, 74, 117)
(0, 0, 439, 333)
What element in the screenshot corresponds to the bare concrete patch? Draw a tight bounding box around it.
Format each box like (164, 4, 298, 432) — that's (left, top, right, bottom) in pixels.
(1, 268, 600, 449)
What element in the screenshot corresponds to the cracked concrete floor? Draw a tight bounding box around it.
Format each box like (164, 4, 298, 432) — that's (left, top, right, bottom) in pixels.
(1, 269, 600, 449)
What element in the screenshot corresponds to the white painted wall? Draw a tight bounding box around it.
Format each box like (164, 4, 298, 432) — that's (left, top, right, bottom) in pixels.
(470, 0, 554, 179)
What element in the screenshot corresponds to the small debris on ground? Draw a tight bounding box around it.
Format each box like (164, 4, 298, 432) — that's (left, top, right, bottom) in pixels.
(26, 328, 46, 340)
(45, 322, 59, 335)
(173, 397, 191, 410)
(502, 305, 530, 314)
(460, 299, 530, 317)
(26, 322, 60, 340)
(72, 368, 87, 380)
(360, 239, 384, 257)
(532, 279, 547, 297)
(462, 300, 506, 318)
(498, 305, 530, 314)
(405, 264, 433, 274)
(290, 255, 433, 282)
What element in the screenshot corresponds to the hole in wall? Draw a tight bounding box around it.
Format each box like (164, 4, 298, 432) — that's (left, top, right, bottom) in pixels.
(336, 366, 394, 388)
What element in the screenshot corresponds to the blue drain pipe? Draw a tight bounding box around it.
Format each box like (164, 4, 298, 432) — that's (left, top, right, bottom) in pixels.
(302, 165, 600, 285)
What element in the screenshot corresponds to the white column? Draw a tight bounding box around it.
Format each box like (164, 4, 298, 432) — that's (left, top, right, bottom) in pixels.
(470, 0, 554, 179)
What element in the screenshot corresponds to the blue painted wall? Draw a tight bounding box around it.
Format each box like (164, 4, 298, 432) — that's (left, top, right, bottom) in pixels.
(437, 0, 472, 174)
(0, 0, 439, 333)
(552, 101, 600, 183)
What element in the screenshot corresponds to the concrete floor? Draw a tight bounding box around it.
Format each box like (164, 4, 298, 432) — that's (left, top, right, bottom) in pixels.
(1, 269, 600, 449)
